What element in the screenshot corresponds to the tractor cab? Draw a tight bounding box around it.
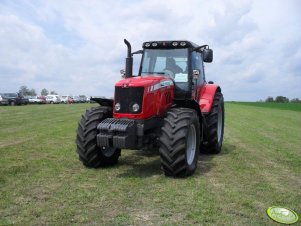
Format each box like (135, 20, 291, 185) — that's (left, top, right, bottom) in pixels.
(138, 41, 213, 99)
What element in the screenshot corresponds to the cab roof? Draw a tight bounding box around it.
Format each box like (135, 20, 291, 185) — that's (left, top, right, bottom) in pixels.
(142, 40, 199, 49)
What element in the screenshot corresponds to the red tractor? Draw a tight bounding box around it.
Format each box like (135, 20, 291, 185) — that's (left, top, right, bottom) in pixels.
(76, 39, 224, 177)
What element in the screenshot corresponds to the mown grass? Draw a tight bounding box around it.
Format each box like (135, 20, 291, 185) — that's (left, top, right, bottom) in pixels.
(0, 103, 300, 225)
(230, 101, 301, 112)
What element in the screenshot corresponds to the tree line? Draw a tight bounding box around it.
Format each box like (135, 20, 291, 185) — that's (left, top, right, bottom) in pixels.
(17, 85, 301, 103)
(265, 96, 301, 103)
(18, 86, 57, 96)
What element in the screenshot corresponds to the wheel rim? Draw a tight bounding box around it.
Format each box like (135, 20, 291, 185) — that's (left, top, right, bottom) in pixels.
(101, 146, 116, 157)
(186, 124, 197, 165)
(217, 104, 223, 144)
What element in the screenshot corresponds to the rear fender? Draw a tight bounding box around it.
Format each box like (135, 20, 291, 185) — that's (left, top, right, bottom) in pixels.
(198, 84, 221, 113)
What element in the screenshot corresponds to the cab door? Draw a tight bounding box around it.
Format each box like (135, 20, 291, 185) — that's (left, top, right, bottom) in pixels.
(191, 51, 205, 100)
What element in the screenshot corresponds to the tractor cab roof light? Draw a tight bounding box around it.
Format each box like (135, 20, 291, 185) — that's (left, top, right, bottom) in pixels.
(142, 40, 199, 49)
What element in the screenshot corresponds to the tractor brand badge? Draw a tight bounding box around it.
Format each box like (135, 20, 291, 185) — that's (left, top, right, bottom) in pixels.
(267, 206, 299, 224)
(122, 83, 129, 88)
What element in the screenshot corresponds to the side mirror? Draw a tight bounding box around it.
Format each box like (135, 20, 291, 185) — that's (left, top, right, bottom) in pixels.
(120, 69, 126, 78)
(203, 49, 213, 63)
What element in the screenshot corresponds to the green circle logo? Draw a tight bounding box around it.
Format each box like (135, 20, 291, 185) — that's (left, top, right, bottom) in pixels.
(267, 206, 299, 224)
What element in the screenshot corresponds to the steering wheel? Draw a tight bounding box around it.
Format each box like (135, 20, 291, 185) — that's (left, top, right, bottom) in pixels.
(162, 69, 175, 78)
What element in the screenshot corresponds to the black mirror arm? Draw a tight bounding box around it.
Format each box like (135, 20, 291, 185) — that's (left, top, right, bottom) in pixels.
(193, 45, 209, 52)
(131, 50, 143, 56)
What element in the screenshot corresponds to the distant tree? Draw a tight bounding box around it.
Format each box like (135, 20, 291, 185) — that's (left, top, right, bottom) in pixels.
(41, 88, 49, 96)
(290, 98, 301, 103)
(18, 86, 37, 96)
(50, 90, 58, 95)
(275, 96, 289, 103)
(18, 86, 30, 96)
(265, 96, 274, 102)
(28, 88, 37, 96)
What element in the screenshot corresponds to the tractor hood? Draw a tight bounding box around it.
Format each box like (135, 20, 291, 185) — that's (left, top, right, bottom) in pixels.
(115, 75, 174, 88)
(114, 75, 174, 119)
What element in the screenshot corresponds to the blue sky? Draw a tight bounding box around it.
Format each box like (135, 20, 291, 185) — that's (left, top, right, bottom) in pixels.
(0, 0, 300, 101)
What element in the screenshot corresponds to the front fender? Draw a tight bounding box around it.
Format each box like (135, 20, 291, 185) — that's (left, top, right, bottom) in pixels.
(91, 97, 113, 107)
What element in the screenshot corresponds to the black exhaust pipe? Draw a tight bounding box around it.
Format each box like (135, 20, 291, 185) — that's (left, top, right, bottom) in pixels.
(124, 39, 133, 78)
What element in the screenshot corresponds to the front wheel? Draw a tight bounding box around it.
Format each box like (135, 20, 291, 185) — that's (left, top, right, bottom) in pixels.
(159, 108, 200, 177)
(76, 106, 121, 167)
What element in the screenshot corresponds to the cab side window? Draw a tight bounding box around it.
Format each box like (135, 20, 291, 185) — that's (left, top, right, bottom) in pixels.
(192, 51, 205, 85)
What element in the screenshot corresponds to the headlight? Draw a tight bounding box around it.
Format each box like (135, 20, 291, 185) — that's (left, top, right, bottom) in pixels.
(115, 103, 121, 111)
(132, 103, 140, 112)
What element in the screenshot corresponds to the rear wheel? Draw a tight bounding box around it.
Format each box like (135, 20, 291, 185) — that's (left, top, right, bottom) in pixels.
(201, 92, 224, 154)
(159, 108, 200, 177)
(76, 106, 121, 167)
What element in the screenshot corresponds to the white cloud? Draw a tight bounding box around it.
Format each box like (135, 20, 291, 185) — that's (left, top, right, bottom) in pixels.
(0, 0, 300, 100)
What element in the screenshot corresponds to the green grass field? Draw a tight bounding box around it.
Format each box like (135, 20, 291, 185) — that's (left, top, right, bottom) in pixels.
(1, 103, 300, 225)
(230, 101, 301, 112)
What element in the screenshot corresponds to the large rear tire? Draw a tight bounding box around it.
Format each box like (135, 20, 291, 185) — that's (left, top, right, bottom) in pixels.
(159, 108, 200, 177)
(76, 106, 121, 167)
(201, 92, 224, 154)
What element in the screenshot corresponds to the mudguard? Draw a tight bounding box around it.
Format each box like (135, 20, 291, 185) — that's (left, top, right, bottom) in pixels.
(91, 97, 113, 107)
(198, 84, 221, 113)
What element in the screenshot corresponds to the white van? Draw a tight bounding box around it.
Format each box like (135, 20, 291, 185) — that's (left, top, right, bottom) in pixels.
(46, 95, 61, 104)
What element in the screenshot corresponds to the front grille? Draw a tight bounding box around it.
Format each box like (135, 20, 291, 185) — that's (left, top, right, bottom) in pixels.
(114, 87, 144, 114)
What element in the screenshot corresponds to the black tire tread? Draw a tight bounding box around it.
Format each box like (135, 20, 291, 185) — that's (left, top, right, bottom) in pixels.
(201, 92, 224, 154)
(159, 108, 200, 177)
(76, 106, 120, 167)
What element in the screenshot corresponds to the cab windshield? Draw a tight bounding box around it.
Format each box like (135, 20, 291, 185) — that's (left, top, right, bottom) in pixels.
(140, 49, 188, 83)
